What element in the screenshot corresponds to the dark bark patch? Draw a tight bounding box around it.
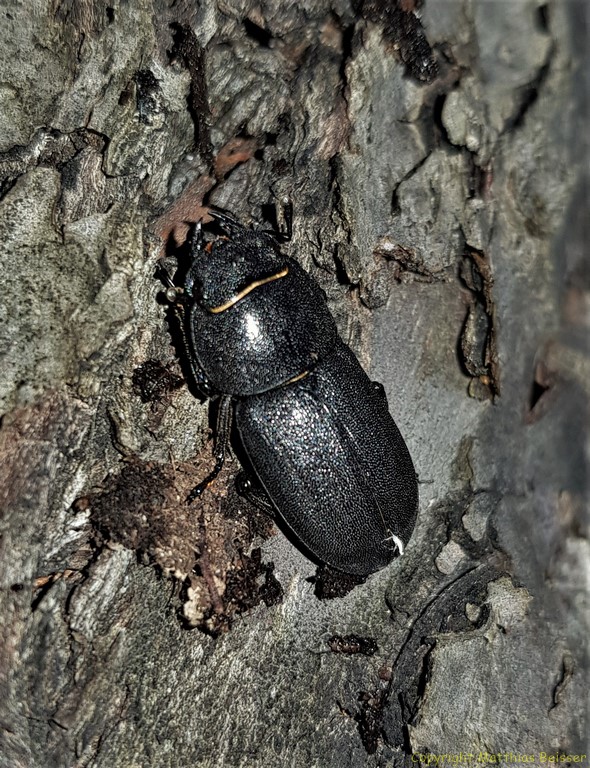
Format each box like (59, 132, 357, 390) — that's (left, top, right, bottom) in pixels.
(355, 688, 388, 754)
(309, 565, 366, 599)
(526, 355, 557, 423)
(327, 634, 378, 656)
(550, 652, 574, 711)
(169, 23, 213, 167)
(133, 69, 162, 126)
(243, 18, 273, 49)
(131, 359, 184, 408)
(458, 247, 500, 399)
(85, 455, 281, 635)
(357, 0, 438, 83)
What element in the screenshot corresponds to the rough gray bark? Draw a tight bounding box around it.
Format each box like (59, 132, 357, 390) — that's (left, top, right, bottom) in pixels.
(0, 1, 588, 767)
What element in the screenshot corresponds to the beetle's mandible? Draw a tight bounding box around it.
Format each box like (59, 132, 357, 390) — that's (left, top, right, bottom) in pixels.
(160, 209, 418, 576)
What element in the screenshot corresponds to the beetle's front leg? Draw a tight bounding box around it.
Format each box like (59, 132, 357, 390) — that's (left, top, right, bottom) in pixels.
(275, 194, 293, 241)
(155, 260, 182, 303)
(187, 395, 233, 503)
(156, 259, 215, 398)
(185, 353, 214, 398)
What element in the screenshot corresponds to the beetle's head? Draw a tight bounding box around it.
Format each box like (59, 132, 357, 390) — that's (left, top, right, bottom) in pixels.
(186, 227, 289, 314)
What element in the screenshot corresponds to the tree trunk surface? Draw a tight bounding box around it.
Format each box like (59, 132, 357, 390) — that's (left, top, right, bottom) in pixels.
(0, 1, 587, 766)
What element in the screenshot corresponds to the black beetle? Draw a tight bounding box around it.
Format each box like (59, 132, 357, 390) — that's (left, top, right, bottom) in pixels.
(160, 210, 418, 576)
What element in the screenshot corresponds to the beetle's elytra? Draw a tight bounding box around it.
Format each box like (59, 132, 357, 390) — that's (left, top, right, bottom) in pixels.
(162, 209, 418, 576)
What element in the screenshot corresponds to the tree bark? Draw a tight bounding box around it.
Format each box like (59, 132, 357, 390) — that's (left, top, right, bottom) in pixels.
(0, 1, 587, 766)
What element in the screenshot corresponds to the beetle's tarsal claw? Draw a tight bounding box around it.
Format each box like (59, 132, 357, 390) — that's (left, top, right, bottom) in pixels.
(186, 453, 226, 504)
(186, 483, 207, 504)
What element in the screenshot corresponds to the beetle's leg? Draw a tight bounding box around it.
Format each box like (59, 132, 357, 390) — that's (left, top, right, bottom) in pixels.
(252, 195, 293, 243)
(183, 351, 214, 398)
(175, 308, 214, 397)
(156, 220, 204, 299)
(235, 471, 275, 516)
(207, 208, 244, 236)
(184, 221, 204, 297)
(275, 194, 293, 241)
(175, 224, 218, 395)
(155, 261, 182, 304)
(175, 309, 214, 396)
(156, 258, 214, 397)
(174, 291, 213, 395)
(191, 219, 205, 252)
(187, 395, 233, 503)
(260, 195, 293, 242)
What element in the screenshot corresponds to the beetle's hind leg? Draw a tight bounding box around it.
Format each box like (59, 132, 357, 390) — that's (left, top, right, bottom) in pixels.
(187, 395, 233, 503)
